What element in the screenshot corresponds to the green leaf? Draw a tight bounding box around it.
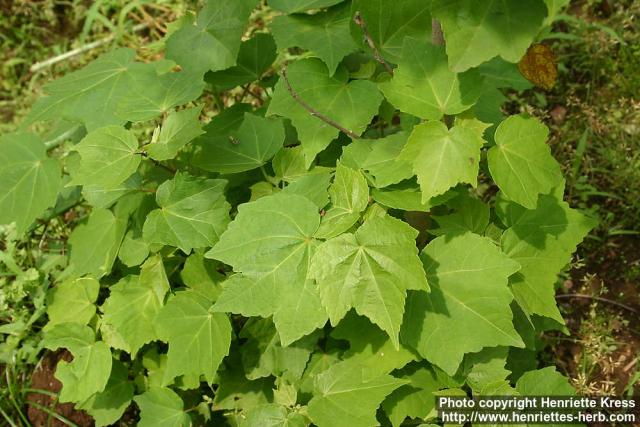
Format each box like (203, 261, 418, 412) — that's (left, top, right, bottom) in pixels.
(272, 2, 357, 75)
(146, 106, 204, 161)
(26, 49, 203, 130)
(156, 290, 232, 384)
(239, 318, 318, 382)
(281, 172, 332, 209)
(193, 113, 285, 174)
(308, 359, 408, 427)
(359, 132, 414, 188)
(0, 132, 61, 234)
(309, 215, 429, 348)
(268, 58, 383, 166)
(43, 323, 112, 403)
(82, 173, 143, 209)
(371, 185, 456, 212)
(399, 121, 485, 203)
(402, 233, 523, 375)
(431, 0, 548, 72)
(206, 33, 277, 90)
(350, 0, 432, 63)
(382, 363, 452, 427)
(46, 278, 99, 330)
(459, 347, 511, 394)
(134, 387, 191, 427)
(269, 0, 344, 13)
(101, 256, 170, 356)
(331, 313, 417, 380)
(210, 193, 328, 345)
(501, 193, 596, 322)
(315, 163, 369, 239)
(379, 39, 483, 120)
(77, 361, 134, 427)
(515, 366, 576, 395)
(431, 194, 490, 236)
(214, 353, 274, 413)
(488, 115, 563, 209)
(118, 230, 150, 267)
(240, 404, 307, 427)
(143, 173, 230, 253)
(165, 0, 258, 76)
(181, 252, 225, 302)
(68, 208, 125, 278)
(69, 126, 140, 189)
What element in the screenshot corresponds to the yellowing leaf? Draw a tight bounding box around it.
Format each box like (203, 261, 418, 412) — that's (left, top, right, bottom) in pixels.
(518, 44, 558, 90)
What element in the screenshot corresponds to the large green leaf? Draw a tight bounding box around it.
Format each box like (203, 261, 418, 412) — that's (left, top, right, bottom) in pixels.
(143, 173, 230, 253)
(210, 193, 327, 344)
(399, 120, 485, 203)
(431, 0, 548, 72)
(379, 39, 483, 120)
(488, 115, 563, 209)
(309, 215, 429, 348)
(206, 33, 277, 90)
(194, 113, 285, 174)
(134, 387, 191, 427)
(69, 126, 140, 189)
(268, 58, 383, 166)
(358, 132, 414, 188)
(515, 366, 576, 395)
(43, 323, 112, 403)
(501, 193, 596, 322)
(308, 359, 407, 427)
(77, 361, 134, 427)
(402, 233, 523, 375)
(155, 290, 231, 384)
(45, 278, 99, 330)
(67, 208, 126, 278)
(272, 2, 357, 75)
(315, 163, 369, 238)
(0, 132, 61, 234)
(25, 49, 203, 129)
(146, 106, 204, 161)
(100, 256, 170, 356)
(350, 0, 432, 62)
(165, 0, 258, 76)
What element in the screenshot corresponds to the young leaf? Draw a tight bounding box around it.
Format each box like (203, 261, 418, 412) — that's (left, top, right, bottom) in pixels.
(399, 121, 485, 203)
(45, 277, 99, 330)
(134, 387, 191, 427)
(165, 0, 259, 76)
(272, 2, 357, 76)
(309, 215, 429, 348)
(193, 113, 285, 174)
(308, 359, 408, 427)
(431, 0, 547, 72)
(379, 39, 483, 120)
(501, 193, 596, 322)
(77, 361, 134, 427)
(281, 172, 333, 209)
(100, 256, 170, 356)
(349, 0, 432, 62)
(69, 126, 140, 189)
(43, 323, 112, 403)
(402, 233, 523, 375)
(268, 58, 383, 166)
(143, 173, 230, 253)
(315, 163, 369, 239)
(206, 33, 277, 90)
(155, 290, 232, 385)
(487, 115, 563, 209)
(0, 132, 61, 234)
(146, 106, 204, 161)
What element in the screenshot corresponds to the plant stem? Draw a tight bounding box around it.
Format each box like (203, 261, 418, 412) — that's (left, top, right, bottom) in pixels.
(556, 293, 638, 314)
(353, 11, 394, 76)
(281, 68, 360, 140)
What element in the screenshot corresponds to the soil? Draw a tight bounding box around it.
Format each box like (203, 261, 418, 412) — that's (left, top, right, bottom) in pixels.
(26, 350, 94, 427)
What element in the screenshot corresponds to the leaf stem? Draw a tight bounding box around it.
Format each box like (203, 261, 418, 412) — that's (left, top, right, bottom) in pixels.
(353, 11, 394, 76)
(280, 68, 360, 140)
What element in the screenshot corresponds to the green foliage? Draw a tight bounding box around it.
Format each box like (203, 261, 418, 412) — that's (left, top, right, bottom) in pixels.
(1, 0, 595, 425)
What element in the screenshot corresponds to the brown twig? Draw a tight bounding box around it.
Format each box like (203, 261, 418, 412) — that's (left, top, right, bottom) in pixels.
(353, 11, 394, 76)
(556, 294, 639, 314)
(281, 68, 360, 139)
